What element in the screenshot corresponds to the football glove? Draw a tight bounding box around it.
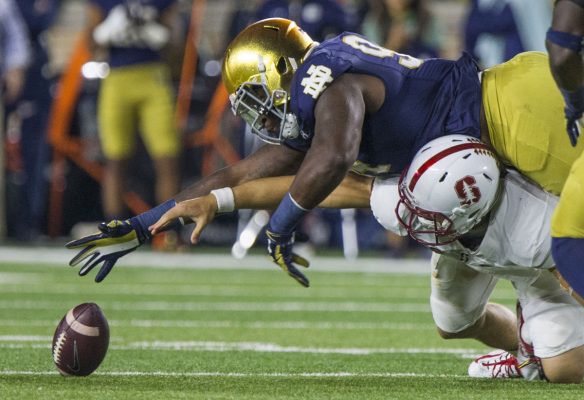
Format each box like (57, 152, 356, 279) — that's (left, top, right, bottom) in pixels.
(66, 219, 146, 282)
(266, 229, 310, 287)
(561, 87, 584, 147)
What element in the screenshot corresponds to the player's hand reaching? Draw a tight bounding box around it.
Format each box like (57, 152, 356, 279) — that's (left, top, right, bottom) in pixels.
(66, 219, 146, 282)
(66, 199, 179, 282)
(149, 195, 218, 244)
(266, 228, 310, 287)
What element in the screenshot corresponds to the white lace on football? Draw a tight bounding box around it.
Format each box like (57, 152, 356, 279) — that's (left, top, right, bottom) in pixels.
(468, 350, 522, 379)
(52, 331, 67, 364)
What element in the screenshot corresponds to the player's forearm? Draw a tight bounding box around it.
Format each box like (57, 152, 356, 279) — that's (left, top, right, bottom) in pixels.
(290, 155, 352, 209)
(547, 46, 583, 91)
(174, 166, 243, 202)
(319, 173, 372, 209)
(176, 145, 304, 203)
(547, 1, 584, 90)
(233, 176, 294, 210)
(229, 172, 371, 211)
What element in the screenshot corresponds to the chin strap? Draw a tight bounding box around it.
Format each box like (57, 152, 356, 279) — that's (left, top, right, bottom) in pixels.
(281, 113, 300, 140)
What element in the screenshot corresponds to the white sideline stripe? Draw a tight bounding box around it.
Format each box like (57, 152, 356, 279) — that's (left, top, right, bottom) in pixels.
(0, 300, 430, 313)
(0, 246, 430, 274)
(0, 370, 465, 378)
(0, 319, 436, 330)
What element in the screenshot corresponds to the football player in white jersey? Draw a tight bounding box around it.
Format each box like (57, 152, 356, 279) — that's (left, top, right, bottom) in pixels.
(149, 135, 584, 383)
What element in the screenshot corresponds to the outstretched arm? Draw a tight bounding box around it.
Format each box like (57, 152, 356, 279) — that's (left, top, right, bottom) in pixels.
(149, 172, 373, 242)
(67, 143, 305, 281)
(232, 172, 372, 210)
(175, 143, 305, 202)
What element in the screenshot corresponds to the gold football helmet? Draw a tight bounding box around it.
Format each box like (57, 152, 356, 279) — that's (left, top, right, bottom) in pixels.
(222, 18, 316, 144)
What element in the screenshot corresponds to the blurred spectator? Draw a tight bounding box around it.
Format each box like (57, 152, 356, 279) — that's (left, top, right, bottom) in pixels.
(0, 0, 31, 240)
(0, 0, 31, 105)
(84, 0, 182, 227)
(256, 0, 353, 41)
(6, 0, 61, 241)
(361, 0, 438, 59)
(464, 0, 551, 68)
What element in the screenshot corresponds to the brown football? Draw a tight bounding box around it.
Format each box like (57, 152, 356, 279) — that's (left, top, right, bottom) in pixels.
(52, 303, 110, 376)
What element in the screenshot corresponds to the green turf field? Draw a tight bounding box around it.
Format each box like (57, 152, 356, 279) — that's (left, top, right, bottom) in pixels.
(0, 252, 582, 399)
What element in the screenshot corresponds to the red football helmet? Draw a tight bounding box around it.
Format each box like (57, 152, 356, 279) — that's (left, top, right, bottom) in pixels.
(396, 135, 501, 246)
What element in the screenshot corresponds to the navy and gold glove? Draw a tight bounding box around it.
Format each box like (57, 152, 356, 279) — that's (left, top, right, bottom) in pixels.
(66, 199, 179, 282)
(266, 229, 310, 287)
(66, 219, 146, 282)
(561, 87, 584, 147)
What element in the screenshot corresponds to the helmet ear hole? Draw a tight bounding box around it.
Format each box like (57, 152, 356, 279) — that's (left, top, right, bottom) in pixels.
(276, 57, 288, 75)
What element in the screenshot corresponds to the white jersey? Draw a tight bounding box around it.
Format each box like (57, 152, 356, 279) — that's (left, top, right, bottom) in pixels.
(370, 170, 558, 273)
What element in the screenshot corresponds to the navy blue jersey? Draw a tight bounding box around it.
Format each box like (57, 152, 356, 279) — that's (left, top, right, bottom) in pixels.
(286, 33, 482, 177)
(91, 0, 175, 68)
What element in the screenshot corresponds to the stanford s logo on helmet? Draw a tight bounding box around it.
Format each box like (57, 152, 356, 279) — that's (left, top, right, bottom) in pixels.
(222, 18, 316, 144)
(455, 176, 482, 206)
(396, 135, 501, 246)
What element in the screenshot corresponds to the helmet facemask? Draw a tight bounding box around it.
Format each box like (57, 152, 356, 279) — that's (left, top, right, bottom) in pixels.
(230, 82, 299, 144)
(396, 178, 460, 246)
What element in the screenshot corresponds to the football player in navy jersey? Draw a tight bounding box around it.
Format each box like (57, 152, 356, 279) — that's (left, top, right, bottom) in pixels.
(66, 18, 583, 289)
(545, 0, 584, 302)
(85, 0, 181, 227)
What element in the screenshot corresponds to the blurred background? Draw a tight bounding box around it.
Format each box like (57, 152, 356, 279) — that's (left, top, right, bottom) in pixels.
(0, 0, 553, 259)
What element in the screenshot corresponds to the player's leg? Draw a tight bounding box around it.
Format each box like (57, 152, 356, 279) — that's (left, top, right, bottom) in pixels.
(429, 253, 517, 350)
(97, 68, 137, 219)
(102, 158, 130, 220)
(137, 63, 181, 206)
(519, 269, 584, 383)
(551, 153, 584, 298)
(138, 63, 181, 249)
(540, 345, 584, 384)
(482, 51, 584, 195)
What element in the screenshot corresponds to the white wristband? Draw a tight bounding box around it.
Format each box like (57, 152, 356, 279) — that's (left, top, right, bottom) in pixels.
(210, 187, 235, 213)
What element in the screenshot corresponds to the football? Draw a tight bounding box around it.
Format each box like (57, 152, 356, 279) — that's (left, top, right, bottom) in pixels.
(52, 302, 110, 376)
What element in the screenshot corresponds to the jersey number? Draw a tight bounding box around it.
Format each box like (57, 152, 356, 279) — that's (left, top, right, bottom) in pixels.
(342, 35, 423, 69)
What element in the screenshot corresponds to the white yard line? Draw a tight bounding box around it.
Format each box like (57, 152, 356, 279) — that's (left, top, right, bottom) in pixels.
(0, 246, 430, 274)
(0, 370, 465, 378)
(0, 319, 436, 330)
(0, 337, 482, 356)
(0, 284, 432, 299)
(0, 335, 50, 341)
(115, 341, 482, 355)
(0, 300, 431, 312)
